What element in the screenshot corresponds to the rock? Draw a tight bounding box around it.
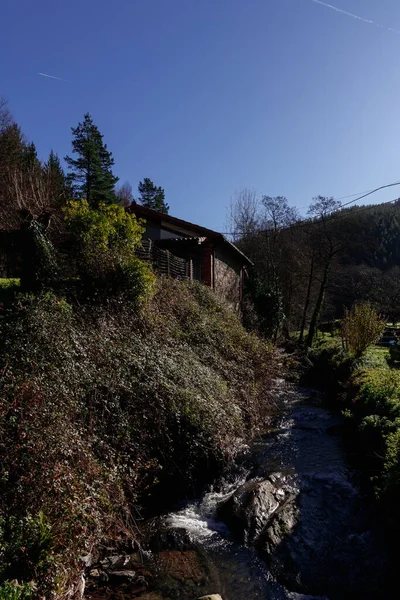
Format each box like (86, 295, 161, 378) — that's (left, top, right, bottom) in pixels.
(156, 550, 206, 584)
(80, 553, 94, 567)
(197, 596, 223, 600)
(100, 554, 137, 571)
(88, 568, 100, 577)
(72, 574, 85, 599)
(108, 569, 137, 582)
(219, 474, 296, 544)
(258, 473, 386, 597)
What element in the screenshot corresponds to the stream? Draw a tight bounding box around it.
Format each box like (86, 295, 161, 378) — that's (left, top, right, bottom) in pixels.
(85, 381, 391, 600)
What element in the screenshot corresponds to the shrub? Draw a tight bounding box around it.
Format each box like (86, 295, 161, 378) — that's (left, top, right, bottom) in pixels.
(63, 200, 155, 301)
(347, 367, 400, 541)
(0, 278, 20, 290)
(341, 302, 385, 358)
(0, 278, 20, 304)
(0, 581, 36, 600)
(300, 346, 355, 401)
(353, 369, 400, 418)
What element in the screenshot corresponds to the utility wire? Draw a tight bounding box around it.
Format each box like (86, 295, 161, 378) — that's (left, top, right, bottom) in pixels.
(220, 180, 400, 235)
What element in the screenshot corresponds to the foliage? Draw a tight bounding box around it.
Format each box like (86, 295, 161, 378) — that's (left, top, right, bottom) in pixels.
(341, 302, 386, 358)
(300, 345, 356, 401)
(0, 278, 20, 290)
(20, 220, 59, 292)
(243, 275, 284, 339)
(44, 150, 71, 205)
(0, 279, 20, 306)
(349, 368, 400, 527)
(0, 580, 36, 600)
(0, 123, 56, 230)
(137, 177, 169, 213)
(65, 113, 118, 207)
(63, 199, 155, 301)
(0, 512, 53, 584)
(0, 279, 276, 597)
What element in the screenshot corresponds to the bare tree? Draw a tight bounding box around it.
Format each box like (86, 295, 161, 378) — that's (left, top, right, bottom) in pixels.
(227, 188, 260, 242)
(305, 196, 343, 348)
(0, 97, 13, 132)
(262, 195, 300, 233)
(116, 181, 134, 207)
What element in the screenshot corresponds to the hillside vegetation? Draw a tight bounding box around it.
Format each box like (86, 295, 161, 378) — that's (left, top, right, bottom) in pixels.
(0, 278, 276, 598)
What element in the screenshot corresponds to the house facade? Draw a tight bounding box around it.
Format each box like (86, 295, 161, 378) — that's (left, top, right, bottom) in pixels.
(129, 203, 252, 312)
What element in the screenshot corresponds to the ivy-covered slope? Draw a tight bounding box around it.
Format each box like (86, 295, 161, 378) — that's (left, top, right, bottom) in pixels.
(0, 278, 276, 598)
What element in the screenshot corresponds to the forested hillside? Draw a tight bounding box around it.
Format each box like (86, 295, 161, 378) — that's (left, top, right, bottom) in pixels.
(229, 190, 400, 343)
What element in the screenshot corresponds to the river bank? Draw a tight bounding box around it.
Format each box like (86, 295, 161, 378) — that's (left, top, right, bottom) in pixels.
(83, 377, 390, 600)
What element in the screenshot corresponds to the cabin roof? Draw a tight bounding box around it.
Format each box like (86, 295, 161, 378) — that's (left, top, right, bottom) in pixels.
(129, 203, 253, 265)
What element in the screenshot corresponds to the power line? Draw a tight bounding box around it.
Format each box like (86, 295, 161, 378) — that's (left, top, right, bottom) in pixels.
(295, 187, 379, 211)
(221, 180, 400, 235)
(330, 181, 400, 210)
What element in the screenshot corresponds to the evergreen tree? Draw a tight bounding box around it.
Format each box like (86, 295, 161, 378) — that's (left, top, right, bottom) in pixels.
(23, 141, 39, 168)
(45, 150, 71, 205)
(65, 113, 118, 207)
(0, 123, 28, 171)
(137, 178, 169, 214)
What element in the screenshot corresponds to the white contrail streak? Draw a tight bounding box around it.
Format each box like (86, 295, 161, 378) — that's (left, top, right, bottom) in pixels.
(310, 0, 400, 34)
(38, 72, 70, 82)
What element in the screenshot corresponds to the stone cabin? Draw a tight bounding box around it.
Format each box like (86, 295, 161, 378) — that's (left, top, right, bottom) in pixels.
(129, 203, 252, 312)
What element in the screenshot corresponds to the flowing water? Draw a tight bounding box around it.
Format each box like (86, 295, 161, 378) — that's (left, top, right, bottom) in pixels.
(153, 382, 388, 600)
(86, 381, 389, 599)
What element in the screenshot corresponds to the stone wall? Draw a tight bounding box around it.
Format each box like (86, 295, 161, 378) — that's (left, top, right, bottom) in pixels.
(214, 248, 242, 312)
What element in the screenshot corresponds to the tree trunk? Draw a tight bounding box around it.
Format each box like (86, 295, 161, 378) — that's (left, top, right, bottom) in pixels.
(306, 258, 331, 348)
(299, 253, 315, 343)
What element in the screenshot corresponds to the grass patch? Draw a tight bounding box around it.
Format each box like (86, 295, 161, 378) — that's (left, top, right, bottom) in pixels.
(361, 345, 390, 370)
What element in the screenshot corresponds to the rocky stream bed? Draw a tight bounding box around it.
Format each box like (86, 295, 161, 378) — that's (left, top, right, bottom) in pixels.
(83, 381, 391, 600)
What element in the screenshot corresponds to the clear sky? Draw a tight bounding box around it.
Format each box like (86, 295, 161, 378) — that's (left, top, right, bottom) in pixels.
(2, 0, 400, 231)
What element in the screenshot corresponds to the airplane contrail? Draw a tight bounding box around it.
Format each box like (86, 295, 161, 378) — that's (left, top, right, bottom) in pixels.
(38, 72, 70, 83)
(310, 0, 400, 34)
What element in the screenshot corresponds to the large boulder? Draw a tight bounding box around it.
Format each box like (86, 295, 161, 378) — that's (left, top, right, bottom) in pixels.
(218, 473, 297, 545)
(219, 471, 386, 598)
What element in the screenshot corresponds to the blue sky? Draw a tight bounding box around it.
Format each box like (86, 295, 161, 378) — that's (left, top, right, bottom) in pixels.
(2, 0, 400, 231)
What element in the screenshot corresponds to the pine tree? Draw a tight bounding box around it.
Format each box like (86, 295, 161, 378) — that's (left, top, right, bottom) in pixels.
(137, 178, 169, 214)
(45, 150, 71, 205)
(23, 141, 39, 168)
(65, 113, 118, 207)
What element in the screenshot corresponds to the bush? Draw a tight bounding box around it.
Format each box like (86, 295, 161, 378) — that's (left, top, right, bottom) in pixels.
(63, 200, 155, 301)
(300, 346, 355, 401)
(0, 581, 36, 600)
(0, 278, 20, 304)
(341, 302, 385, 358)
(346, 367, 400, 541)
